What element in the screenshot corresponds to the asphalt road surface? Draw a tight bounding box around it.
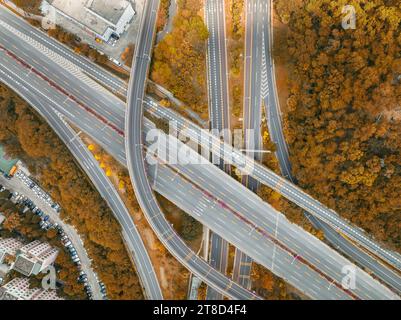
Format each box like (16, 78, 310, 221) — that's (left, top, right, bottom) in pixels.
(0, 175, 103, 300)
(204, 0, 231, 300)
(0, 63, 162, 299)
(2, 5, 400, 298)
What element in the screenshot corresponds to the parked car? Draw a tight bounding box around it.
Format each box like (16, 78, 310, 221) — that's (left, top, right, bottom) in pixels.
(63, 241, 72, 247)
(39, 221, 50, 229)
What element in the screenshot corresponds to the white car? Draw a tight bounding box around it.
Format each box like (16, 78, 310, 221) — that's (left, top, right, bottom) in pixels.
(64, 241, 72, 247)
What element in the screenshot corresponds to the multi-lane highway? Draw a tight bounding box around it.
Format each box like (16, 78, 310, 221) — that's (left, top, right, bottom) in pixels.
(243, 0, 264, 169)
(124, 0, 259, 300)
(204, 0, 231, 299)
(232, 0, 266, 290)
(3, 23, 401, 298)
(146, 103, 401, 273)
(2, 45, 401, 299)
(0, 6, 127, 95)
(2, 1, 400, 298)
(144, 131, 400, 300)
(205, 0, 231, 134)
(0, 28, 354, 300)
(0, 51, 163, 300)
(2, 42, 396, 297)
(260, 0, 401, 293)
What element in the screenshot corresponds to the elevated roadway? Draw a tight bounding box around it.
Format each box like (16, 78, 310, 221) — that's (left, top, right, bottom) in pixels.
(124, 0, 259, 300)
(2, 7, 400, 298)
(0, 61, 162, 299)
(205, 0, 231, 299)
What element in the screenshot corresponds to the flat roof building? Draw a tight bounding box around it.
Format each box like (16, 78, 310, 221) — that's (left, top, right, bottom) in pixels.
(0, 277, 63, 300)
(13, 240, 58, 277)
(0, 277, 41, 300)
(45, 0, 136, 42)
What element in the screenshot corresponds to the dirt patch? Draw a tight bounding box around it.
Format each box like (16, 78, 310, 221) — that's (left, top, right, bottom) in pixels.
(383, 107, 401, 122)
(225, 0, 245, 129)
(144, 228, 157, 251)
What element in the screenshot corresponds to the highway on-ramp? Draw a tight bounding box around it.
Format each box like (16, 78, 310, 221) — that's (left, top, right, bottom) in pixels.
(0, 54, 163, 300)
(2, 47, 400, 299)
(2, 5, 400, 298)
(205, 0, 231, 299)
(124, 0, 259, 300)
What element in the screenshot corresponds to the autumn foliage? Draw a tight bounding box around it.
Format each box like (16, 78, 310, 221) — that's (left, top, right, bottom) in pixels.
(275, 0, 401, 250)
(0, 84, 143, 299)
(151, 0, 209, 118)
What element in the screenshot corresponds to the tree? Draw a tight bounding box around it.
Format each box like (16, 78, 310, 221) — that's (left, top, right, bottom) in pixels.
(275, 0, 401, 252)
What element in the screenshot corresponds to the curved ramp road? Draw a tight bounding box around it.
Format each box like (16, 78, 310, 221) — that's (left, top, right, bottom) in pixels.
(146, 102, 401, 273)
(125, 0, 259, 300)
(260, 0, 401, 293)
(2, 6, 401, 297)
(0, 62, 162, 300)
(2, 50, 401, 299)
(3, 44, 401, 298)
(0, 7, 386, 277)
(205, 0, 231, 300)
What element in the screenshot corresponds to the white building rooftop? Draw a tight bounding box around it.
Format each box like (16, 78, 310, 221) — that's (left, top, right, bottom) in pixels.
(47, 0, 135, 41)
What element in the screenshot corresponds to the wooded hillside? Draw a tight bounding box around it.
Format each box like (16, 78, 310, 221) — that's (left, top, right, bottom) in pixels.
(0, 83, 143, 299)
(275, 0, 401, 251)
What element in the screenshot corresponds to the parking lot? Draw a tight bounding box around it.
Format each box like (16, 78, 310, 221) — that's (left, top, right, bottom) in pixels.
(15, 170, 61, 213)
(0, 172, 105, 300)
